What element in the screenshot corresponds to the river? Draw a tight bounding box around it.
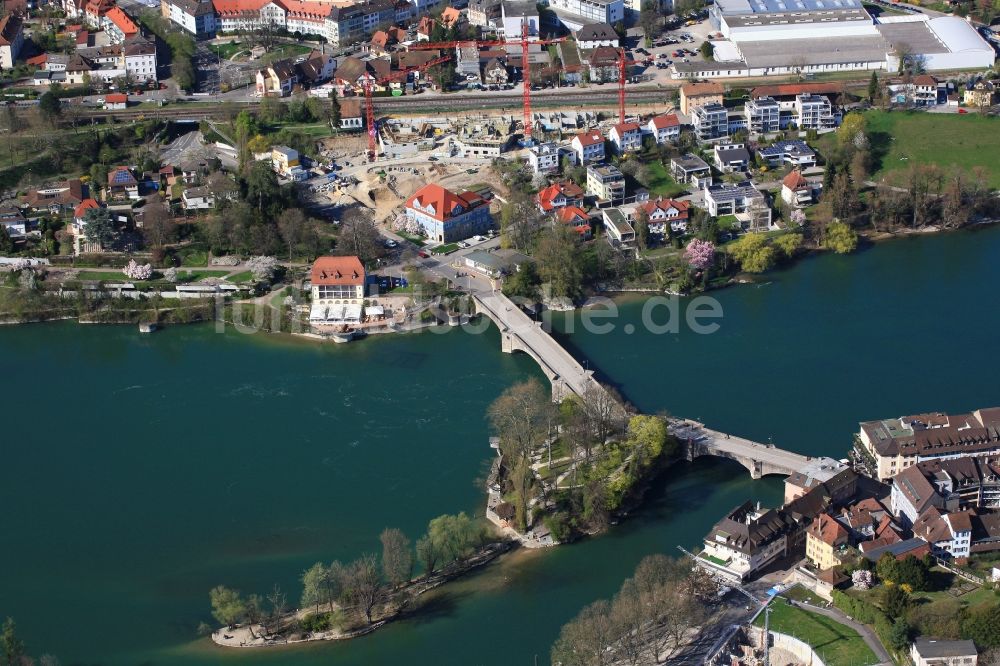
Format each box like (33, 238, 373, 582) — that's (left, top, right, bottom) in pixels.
(2, 225, 999, 665)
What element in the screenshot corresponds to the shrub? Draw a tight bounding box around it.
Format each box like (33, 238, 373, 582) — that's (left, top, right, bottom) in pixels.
(300, 612, 332, 632)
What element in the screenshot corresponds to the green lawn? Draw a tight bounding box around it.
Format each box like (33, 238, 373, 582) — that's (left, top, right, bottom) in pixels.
(783, 585, 827, 606)
(177, 270, 231, 282)
(821, 111, 1000, 188)
(432, 243, 459, 255)
(397, 232, 427, 247)
(645, 161, 688, 198)
(212, 41, 247, 60)
(754, 598, 878, 666)
(177, 247, 209, 267)
(227, 270, 254, 283)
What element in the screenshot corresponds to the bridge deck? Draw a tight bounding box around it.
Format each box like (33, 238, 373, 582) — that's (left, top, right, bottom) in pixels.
(671, 420, 813, 476)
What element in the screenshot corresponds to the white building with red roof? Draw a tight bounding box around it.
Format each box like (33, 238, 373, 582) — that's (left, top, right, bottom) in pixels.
(536, 181, 584, 212)
(608, 121, 642, 154)
(405, 183, 492, 243)
(103, 6, 138, 43)
(646, 114, 680, 144)
(781, 170, 812, 208)
(310, 255, 368, 322)
(636, 197, 690, 236)
(570, 130, 605, 164)
(556, 206, 592, 239)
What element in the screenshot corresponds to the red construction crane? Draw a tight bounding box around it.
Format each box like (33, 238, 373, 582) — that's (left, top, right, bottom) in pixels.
(410, 27, 566, 142)
(617, 48, 645, 125)
(362, 53, 453, 161)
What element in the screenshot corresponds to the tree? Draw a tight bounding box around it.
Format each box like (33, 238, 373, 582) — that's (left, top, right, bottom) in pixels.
(534, 224, 584, 300)
(824, 221, 858, 254)
(773, 233, 802, 260)
(889, 618, 911, 651)
(683, 238, 715, 270)
(551, 599, 618, 666)
(881, 583, 910, 617)
(1, 617, 25, 666)
(380, 527, 412, 588)
(38, 91, 61, 125)
(868, 71, 880, 101)
(277, 208, 307, 261)
(141, 204, 176, 251)
(82, 207, 119, 250)
(328, 90, 341, 128)
(301, 562, 328, 612)
(633, 207, 650, 251)
(699, 41, 714, 60)
(336, 208, 384, 266)
(246, 255, 280, 282)
(729, 233, 776, 273)
(626, 414, 671, 460)
(341, 554, 385, 624)
(424, 513, 489, 565)
(500, 191, 542, 251)
(415, 535, 440, 578)
(209, 586, 247, 628)
(0, 225, 13, 254)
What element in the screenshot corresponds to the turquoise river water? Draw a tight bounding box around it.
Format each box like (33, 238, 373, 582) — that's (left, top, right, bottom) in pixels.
(2, 225, 1000, 664)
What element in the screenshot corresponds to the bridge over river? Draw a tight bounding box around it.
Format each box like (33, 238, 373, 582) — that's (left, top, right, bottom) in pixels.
(472, 291, 836, 480)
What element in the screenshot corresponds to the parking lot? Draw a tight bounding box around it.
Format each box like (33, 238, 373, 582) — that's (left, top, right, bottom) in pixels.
(623, 15, 718, 84)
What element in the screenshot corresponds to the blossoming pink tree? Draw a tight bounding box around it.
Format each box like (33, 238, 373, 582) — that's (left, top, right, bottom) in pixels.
(684, 239, 716, 270)
(123, 259, 153, 280)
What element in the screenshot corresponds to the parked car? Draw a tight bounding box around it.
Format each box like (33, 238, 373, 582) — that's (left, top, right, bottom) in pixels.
(418, 250, 430, 258)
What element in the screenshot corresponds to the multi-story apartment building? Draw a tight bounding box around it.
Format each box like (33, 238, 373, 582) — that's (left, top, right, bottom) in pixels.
(744, 96, 780, 134)
(405, 184, 492, 242)
(703, 181, 771, 231)
(500, 0, 538, 40)
(571, 130, 605, 164)
(857, 407, 1000, 482)
(527, 142, 563, 174)
(608, 121, 642, 154)
(0, 15, 25, 69)
(164, 0, 217, 36)
(545, 0, 623, 32)
(795, 93, 837, 129)
(759, 139, 817, 168)
(805, 514, 849, 571)
(586, 164, 625, 203)
(692, 102, 728, 141)
(646, 113, 680, 144)
(123, 38, 158, 82)
(698, 501, 796, 583)
(679, 81, 723, 115)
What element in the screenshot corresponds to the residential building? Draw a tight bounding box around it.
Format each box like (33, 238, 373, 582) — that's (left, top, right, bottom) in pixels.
(679, 81, 724, 115)
(713, 143, 751, 173)
(463, 248, 530, 278)
(587, 45, 619, 83)
(857, 407, 1000, 482)
(164, 0, 217, 36)
(181, 186, 216, 210)
(405, 184, 492, 242)
(646, 114, 680, 144)
(862, 537, 932, 563)
(887, 74, 939, 106)
(781, 170, 813, 208)
(21, 179, 88, 215)
(0, 15, 24, 69)
(107, 166, 139, 200)
(309, 255, 366, 323)
(527, 141, 562, 174)
(338, 98, 363, 130)
(703, 181, 771, 231)
(256, 58, 297, 97)
(537, 181, 584, 212)
(608, 122, 642, 154)
(692, 102, 728, 141)
(546, 0, 623, 32)
(556, 206, 592, 238)
(912, 506, 973, 560)
(964, 78, 995, 108)
(500, 0, 538, 41)
(104, 6, 138, 43)
(805, 513, 849, 571)
(744, 96, 780, 134)
(759, 140, 816, 168)
(601, 208, 635, 246)
(698, 501, 796, 583)
(574, 21, 618, 49)
(294, 49, 335, 87)
(669, 153, 711, 187)
(889, 457, 1000, 528)
(0, 208, 28, 239)
(482, 57, 509, 86)
(795, 93, 837, 130)
(468, 0, 501, 27)
(911, 639, 978, 666)
(571, 130, 605, 164)
(586, 164, 624, 203)
(271, 145, 300, 175)
(123, 38, 158, 82)
(635, 197, 689, 236)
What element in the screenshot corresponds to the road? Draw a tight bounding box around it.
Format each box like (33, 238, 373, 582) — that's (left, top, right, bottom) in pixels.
(670, 419, 816, 477)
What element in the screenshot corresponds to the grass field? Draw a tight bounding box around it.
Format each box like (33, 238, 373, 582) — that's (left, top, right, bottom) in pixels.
(754, 598, 878, 666)
(830, 111, 1000, 188)
(644, 161, 688, 198)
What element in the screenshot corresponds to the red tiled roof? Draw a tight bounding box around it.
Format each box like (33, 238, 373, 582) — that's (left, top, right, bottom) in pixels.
(649, 113, 679, 130)
(537, 182, 583, 212)
(75, 29, 89, 45)
(681, 81, 723, 97)
(406, 183, 479, 222)
(105, 93, 128, 103)
(440, 6, 460, 26)
(612, 122, 641, 135)
(808, 513, 849, 547)
(106, 6, 138, 36)
(639, 197, 689, 219)
(574, 130, 603, 147)
(27, 53, 47, 66)
(311, 256, 365, 286)
(556, 206, 589, 228)
(74, 198, 99, 218)
(783, 170, 809, 190)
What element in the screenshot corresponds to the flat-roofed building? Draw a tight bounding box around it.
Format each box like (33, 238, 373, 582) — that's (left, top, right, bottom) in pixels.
(670, 153, 712, 187)
(586, 164, 625, 203)
(795, 93, 837, 130)
(745, 96, 780, 134)
(692, 102, 728, 141)
(704, 180, 772, 231)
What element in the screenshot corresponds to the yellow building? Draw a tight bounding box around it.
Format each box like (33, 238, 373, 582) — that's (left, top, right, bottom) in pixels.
(805, 514, 849, 571)
(964, 79, 995, 109)
(679, 81, 724, 116)
(270, 146, 300, 176)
